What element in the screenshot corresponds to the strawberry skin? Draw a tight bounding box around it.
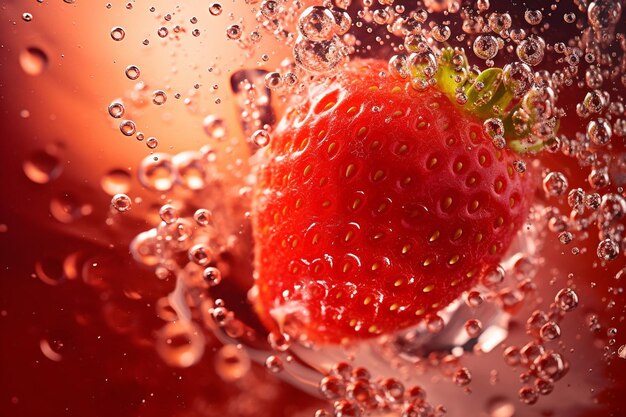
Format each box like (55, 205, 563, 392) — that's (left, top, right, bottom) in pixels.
(252, 60, 533, 344)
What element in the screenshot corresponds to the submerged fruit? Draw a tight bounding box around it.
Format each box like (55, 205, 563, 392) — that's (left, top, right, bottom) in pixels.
(252, 59, 534, 344)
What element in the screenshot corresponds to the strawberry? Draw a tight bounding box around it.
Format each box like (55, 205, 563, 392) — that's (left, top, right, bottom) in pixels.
(252, 58, 534, 344)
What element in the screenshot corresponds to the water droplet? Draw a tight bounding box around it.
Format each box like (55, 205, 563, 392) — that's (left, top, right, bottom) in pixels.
(101, 169, 131, 195)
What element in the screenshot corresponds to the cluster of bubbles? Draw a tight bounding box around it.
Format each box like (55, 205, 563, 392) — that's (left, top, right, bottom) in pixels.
(84, 0, 626, 414)
(293, 6, 352, 74)
(312, 363, 446, 417)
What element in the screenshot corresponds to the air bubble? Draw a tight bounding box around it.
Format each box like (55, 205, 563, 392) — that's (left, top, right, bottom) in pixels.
(209, 3, 223, 16)
(19, 47, 48, 76)
(108, 101, 125, 118)
(597, 239, 619, 261)
(152, 90, 167, 105)
(226, 24, 242, 40)
(119, 120, 136, 136)
(110, 27, 125, 41)
(125, 65, 140, 80)
(542, 172, 568, 196)
(111, 193, 131, 212)
(473, 35, 498, 60)
(298, 6, 336, 42)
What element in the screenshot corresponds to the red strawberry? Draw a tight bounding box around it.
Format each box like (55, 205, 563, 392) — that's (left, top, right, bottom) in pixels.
(252, 59, 534, 344)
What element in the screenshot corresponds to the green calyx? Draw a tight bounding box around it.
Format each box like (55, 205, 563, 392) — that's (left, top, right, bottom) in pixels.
(432, 47, 550, 154)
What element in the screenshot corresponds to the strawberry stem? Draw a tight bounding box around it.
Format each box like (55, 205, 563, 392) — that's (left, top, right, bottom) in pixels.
(433, 47, 549, 154)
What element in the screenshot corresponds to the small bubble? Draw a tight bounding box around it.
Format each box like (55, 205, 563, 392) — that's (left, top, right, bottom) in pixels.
(226, 24, 242, 40)
(513, 160, 526, 173)
(618, 345, 626, 359)
(152, 90, 167, 105)
(23, 147, 62, 184)
(466, 291, 484, 308)
(108, 101, 125, 118)
(110, 27, 126, 41)
(193, 209, 213, 226)
(516, 35, 545, 66)
(22, 12, 33, 22)
(159, 204, 179, 224)
(298, 6, 336, 42)
(524, 10, 542, 25)
(146, 137, 159, 149)
(294, 35, 342, 74)
(543, 172, 568, 197)
(558, 231, 573, 245)
(252, 129, 271, 147)
(119, 120, 136, 136)
(539, 321, 561, 342)
(265, 355, 283, 373)
(209, 3, 223, 16)
(157, 26, 169, 38)
(518, 386, 538, 405)
(426, 314, 444, 333)
(264, 72, 283, 90)
(319, 375, 345, 400)
(19, 47, 48, 76)
(465, 319, 482, 338)
(587, 118, 612, 146)
(189, 244, 212, 266)
(202, 267, 222, 286)
(453, 368, 472, 386)
(101, 169, 131, 195)
(473, 35, 498, 60)
(125, 65, 140, 80)
(597, 239, 619, 261)
(139, 154, 176, 191)
(111, 193, 132, 212)
(203, 115, 227, 140)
